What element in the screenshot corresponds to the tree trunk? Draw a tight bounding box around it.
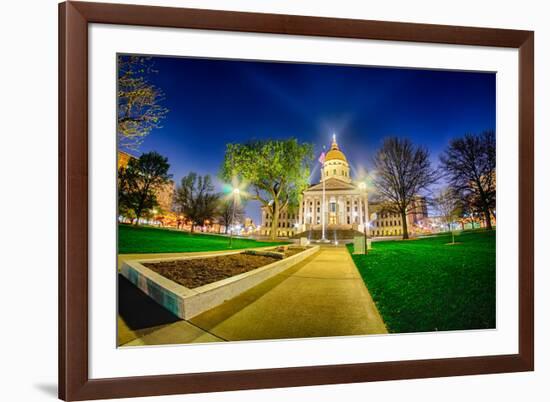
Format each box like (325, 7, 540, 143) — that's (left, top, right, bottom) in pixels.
(191, 224, 195, 233)
(270, 201, 279, 241)
(483, 208, 493, 230)
(401, 210, 409, 240)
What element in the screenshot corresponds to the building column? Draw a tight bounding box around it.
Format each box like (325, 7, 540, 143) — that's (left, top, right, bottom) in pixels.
(344, 196, 349, 225)
(337, 196, 343, 224)
(312, 197, 317, 226)
(341, 196, 346, 225)
(351, 196, 355, 225)
(307, 197, 312, 224)
(359, 195, 364, 231)
(309, 197, 313, 225)
(303, 197, 310, 227)
(325, 198, 329, 227)
(298, 198, 304, 227)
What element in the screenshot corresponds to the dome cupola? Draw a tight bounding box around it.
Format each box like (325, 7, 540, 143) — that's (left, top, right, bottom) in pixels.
(325, 134, 348, 162)
(322, 134, 351, 183)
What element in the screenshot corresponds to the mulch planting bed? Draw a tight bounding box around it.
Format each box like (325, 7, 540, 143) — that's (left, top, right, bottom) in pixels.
(143, 248, 307, 289)
(281, 248, 305, 257)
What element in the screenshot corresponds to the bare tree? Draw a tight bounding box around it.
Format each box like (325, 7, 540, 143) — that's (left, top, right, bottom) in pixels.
(433, 187, 461, 244)
(175, 173, 220, 232)
(440, 131, 495, 230)
(118, 56, 169, 150)
(217, 199, 245, 234)
(372, 137, 439, 239)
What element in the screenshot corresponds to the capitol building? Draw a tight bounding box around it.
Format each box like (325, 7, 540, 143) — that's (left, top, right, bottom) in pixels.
(260, 136, 427, 239)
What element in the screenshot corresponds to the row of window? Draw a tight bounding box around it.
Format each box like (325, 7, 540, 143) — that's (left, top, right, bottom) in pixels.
(373, 229, 402, 236)
(262, 228, 402, 237)
(378, 213, 399, 219)
(262, 230, 293, 237)
(265, 212, 297, 220)
(305, 199, 360, 206)
(303, 203, 365, 214)
(267, 217, 400, 227)
(372, 220, 401, 227)
(303, 207, 366, 218)
(265, 220, 296, 228)
(326, 169, 348, 177)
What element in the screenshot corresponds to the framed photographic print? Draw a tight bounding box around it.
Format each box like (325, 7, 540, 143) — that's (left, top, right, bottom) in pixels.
(59, 1, 534, 400)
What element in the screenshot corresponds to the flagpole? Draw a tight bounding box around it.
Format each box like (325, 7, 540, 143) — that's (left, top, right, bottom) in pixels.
(318, 142, 328, 243)
(322, 157, 326, 242)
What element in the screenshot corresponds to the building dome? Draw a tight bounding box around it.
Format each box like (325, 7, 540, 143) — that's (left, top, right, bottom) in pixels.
(322, 134, 351, 183)
(325, 135, 348, 162)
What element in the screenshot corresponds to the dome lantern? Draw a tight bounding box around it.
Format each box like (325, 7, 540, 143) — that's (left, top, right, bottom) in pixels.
(322, 134, 351, 183)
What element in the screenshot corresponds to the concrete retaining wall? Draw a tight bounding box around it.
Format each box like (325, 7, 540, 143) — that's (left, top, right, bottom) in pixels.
(120, 246, 320, 320)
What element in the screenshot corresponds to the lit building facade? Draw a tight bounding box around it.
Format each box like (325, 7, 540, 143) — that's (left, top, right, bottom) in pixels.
(260, 136, 429, 238)
(261, 136, 368, 237)
(369, 197, 429, 237)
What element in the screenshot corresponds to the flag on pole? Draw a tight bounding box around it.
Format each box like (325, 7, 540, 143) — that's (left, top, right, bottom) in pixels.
(318, 151, 326, 164)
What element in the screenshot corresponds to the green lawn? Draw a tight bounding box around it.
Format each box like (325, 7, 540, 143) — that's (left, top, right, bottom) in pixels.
(119, 224, 287, 254)
(348, 230, 496, 333)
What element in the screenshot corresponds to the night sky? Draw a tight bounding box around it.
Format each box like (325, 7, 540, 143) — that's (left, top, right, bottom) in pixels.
(119, 55, 496, 223)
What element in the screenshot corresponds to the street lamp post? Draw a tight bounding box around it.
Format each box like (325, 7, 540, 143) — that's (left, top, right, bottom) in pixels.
(359, 182, 368, 255)
(229, 188, 240, 248)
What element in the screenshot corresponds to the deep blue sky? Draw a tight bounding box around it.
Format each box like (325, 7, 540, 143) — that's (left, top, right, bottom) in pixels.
(120, 55, 496, 223)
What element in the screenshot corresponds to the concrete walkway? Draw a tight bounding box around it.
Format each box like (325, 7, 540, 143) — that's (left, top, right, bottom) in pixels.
(121, 246, 387, 346)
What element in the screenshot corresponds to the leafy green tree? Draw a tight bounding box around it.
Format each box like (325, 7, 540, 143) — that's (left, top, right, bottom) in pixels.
(118, 56, 169, 150)
(372, 137, 439, 239)
(175, 173, 220, 232)
(118, 151, 172, 225)
(440, 131, 495, 230)
(221, 139, 313, 240)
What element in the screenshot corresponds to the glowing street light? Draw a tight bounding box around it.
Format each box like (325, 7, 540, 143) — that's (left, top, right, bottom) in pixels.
(228, 186, 241, 248)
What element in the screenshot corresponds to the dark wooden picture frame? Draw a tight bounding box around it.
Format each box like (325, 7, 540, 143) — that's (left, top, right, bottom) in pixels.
(59, 1, 534, 400)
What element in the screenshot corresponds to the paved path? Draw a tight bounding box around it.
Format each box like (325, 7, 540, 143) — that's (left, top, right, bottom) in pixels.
(121, 246, 387, 346)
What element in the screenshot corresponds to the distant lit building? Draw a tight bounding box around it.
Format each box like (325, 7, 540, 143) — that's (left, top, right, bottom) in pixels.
(117, 150, 133, 170)
(243, 217, 258, 234)
(369, 197, 428, 237)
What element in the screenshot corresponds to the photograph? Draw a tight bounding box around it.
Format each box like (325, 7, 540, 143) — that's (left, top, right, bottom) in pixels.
(116, 55, 497, 347)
